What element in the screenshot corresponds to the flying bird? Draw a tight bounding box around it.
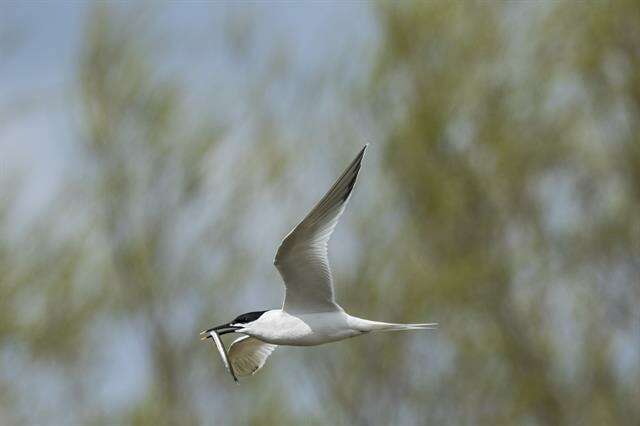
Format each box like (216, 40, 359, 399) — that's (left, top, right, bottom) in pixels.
(201, 145, 437, 381)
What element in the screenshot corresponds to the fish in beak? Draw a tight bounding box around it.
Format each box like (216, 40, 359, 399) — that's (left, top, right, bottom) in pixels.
(200, 324, 241, 383)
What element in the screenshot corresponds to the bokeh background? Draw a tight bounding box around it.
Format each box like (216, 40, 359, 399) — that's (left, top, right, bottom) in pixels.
(1, 2, 639, 425)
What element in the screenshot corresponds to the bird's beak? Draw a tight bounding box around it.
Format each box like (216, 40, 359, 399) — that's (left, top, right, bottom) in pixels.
(208, 323, 241, 336)
(199, 322, 242, 341)
(214, 324, 240, 335)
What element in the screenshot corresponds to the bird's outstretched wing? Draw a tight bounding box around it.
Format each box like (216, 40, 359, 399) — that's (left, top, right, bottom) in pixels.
(274, 145, 367, 313)
(228, 336, 277, 377)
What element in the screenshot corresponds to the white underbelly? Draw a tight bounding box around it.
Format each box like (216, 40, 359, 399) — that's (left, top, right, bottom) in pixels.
(272, 327, 360, 346)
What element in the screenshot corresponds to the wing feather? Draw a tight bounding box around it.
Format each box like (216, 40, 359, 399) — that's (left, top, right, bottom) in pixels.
(228, 336, 277, 377)
(274, 145, 367, 313)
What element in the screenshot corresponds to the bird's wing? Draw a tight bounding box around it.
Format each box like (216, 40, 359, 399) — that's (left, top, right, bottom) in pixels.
(228, 336, 277, 377)
(274, 145, 367, 313)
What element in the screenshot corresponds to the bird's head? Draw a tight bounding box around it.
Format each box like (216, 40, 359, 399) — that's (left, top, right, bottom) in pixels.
(206, 310, 268, 335)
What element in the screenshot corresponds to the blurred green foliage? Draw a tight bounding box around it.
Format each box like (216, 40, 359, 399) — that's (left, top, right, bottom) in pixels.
(1, 2, 639, 425)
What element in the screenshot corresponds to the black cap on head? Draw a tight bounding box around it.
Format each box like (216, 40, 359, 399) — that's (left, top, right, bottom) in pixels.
(201, 310, 269, 338)
(233, 310, 267, 324)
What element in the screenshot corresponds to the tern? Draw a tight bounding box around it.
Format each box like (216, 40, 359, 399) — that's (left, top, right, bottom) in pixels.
(201, 145, 437, 381)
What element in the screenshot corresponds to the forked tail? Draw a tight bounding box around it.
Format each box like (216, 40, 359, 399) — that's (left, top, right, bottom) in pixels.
(348, 316, 438, 333)
(372, 322, 438, 332)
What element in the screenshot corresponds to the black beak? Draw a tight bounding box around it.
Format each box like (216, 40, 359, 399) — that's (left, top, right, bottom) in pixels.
(200, 323, 240, 339)
(213, 323, 241, 335)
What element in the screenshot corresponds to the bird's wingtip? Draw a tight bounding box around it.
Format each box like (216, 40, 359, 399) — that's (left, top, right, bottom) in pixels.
(355, 143, 368, 162)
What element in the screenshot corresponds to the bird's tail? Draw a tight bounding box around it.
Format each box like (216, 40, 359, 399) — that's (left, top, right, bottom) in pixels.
(348, 316, 438, 333)
(374, 322, 439, 332)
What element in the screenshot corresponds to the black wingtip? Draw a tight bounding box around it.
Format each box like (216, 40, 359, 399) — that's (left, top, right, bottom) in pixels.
(353, 144, 368, 170)
(359, 143, 368, 157)
(341, 145, 367, 202)
(356, 144, 368, 166)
